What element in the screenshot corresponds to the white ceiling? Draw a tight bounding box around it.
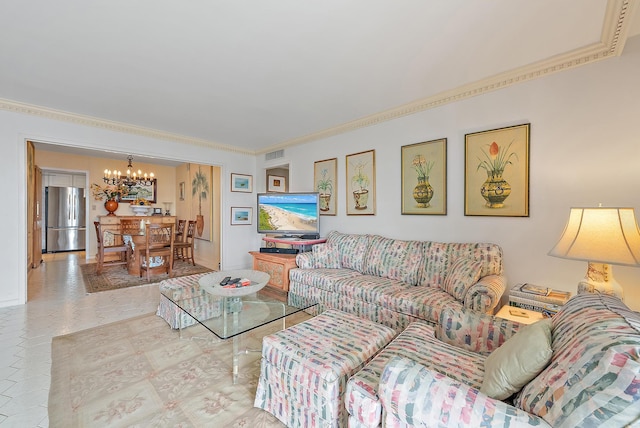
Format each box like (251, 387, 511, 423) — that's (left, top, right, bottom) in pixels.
(2, 1, 640, 156)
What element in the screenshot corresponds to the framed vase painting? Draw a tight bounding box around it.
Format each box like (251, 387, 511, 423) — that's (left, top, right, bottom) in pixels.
(346, 150, 376, 215)
(464, 123, 530, 217)
(401, 138, 447, 215)
(314, 157, 337, 216)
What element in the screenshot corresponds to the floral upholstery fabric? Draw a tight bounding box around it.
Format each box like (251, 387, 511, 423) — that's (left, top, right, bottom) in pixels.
(288, 231, 506, 329)
(346, 321, 486, 428)
(514, 293, 640, 427)
(254, 309, 396, 428)
(373, 293, 639, 427)
(155, 273, 222, 329)
(361, 235, 425, 285)
(379, 357, 551, 428)
(442, 257, 483, 300)
(436, 305, 521, 356)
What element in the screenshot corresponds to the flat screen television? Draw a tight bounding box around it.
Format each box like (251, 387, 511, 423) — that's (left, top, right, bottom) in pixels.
(257, 192, 320, 239)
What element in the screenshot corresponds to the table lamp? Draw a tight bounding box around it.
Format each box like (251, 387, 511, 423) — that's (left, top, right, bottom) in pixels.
(549, 207, 640, 300)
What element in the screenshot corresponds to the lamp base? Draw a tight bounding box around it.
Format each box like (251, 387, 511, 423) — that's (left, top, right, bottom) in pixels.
(576, 262, 623, 300)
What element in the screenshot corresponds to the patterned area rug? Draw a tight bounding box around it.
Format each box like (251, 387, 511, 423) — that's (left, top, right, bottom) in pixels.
(49, 312, 311, 427)
(81, 262, 213, 293)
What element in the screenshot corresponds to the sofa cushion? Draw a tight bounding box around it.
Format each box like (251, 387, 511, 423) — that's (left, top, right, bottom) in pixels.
(380, 285, 462, 325)
(289, 268, 361, 293)
(418, 242, 503, 287)
(326, 231, 370, 272)
(362, 236, 425, 285)
(514, 293, 640, 427)
(442, 257, 483, 300)
(481, 319, 552, 400)
(311, 242, 341, 268)
(334, 275, 411, 306)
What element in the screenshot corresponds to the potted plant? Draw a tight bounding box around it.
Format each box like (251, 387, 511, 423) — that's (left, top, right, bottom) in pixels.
(191, 166, 210, 236)
(350, 160, 370, 210)
(316, 168, 333, 211)
(90, 183, 129, 216)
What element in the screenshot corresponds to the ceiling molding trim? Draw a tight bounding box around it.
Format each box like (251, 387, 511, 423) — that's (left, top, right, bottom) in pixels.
(260, 0, 635, 154)
(0, 98, 254, 156)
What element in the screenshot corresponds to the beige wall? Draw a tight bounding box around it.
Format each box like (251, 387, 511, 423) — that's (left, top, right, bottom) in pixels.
(34, 149, 178, 259)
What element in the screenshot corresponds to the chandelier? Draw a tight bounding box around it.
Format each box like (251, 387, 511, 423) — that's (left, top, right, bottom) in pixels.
(103, 155, 155, 188)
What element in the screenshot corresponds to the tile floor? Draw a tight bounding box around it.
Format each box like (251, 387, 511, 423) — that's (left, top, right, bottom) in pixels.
(0, 252, 160, 427)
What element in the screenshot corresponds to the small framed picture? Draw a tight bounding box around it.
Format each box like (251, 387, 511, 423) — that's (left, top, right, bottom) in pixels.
(231, 207, 253, 225)
(346, 149, 376, 215)
(314, 157, 337, 215)
(268, 175, 286, 192)
(401, 138, 447, 215)
(179, 181, 185, 201)
(152, 207, 163, 216)
(231, 173, 253, 193)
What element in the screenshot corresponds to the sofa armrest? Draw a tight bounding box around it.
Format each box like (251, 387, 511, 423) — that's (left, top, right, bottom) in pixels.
(464, 274, 507, 313)
(379, 357, 551, 428)
(295, 249, 316, 269)
(436, 306, 521, 355)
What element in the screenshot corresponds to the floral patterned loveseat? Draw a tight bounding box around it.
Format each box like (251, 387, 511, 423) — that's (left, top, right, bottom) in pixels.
(288, 230, 506, 330)
(366, 293, 640, 427)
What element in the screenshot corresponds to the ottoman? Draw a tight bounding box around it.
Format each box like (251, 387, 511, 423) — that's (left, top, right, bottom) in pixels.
(155, 273, 222, 329)
(254, 309, 397, 428)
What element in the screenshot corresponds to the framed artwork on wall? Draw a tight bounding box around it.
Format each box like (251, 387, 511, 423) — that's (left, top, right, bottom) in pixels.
(121, 179, 157, 203)
(231, 207, 252, 225)
(401, 138, 447, 215)
(190, 164, 213, 241)
(231, 173, 253, 193)
(267, 175, 286, 192)
(314, 157, 337, 215)
(465, 123, 530, 217)
(179, 181, 185, 201)
(346, 150, 376, 215)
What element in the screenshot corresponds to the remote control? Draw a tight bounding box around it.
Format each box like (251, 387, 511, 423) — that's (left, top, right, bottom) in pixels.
(229, 277, 241, 284)
(219, 276, 231, 285)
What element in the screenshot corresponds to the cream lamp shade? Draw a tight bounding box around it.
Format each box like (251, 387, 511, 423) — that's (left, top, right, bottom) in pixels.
(549, 207, 640, 299)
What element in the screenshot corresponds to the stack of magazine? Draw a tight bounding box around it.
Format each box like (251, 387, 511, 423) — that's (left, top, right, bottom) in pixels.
(508, 283, 571, 315)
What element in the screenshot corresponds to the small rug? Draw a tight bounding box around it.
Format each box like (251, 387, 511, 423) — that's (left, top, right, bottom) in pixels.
(49, 312, 310, 427)
(81, 262, 213, 293)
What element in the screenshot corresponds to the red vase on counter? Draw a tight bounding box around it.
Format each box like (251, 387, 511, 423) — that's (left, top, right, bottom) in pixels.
(104, 199, 119, 216)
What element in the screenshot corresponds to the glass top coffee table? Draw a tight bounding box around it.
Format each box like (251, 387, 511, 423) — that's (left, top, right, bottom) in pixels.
(163, 269, 316, 383)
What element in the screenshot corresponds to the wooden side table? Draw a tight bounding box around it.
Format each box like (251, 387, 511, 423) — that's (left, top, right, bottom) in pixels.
(249, 251, 298, 292)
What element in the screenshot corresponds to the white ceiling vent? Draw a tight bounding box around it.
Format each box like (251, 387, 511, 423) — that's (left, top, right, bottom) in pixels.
(265, 149, 284, 161)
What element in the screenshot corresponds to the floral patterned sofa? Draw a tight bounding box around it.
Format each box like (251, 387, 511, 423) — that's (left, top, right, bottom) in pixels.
(349, 293, 640, 427)
(288, 230, 506, 329)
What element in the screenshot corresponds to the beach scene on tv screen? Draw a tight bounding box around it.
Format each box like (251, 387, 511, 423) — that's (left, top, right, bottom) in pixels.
(258, 194, 318, 232)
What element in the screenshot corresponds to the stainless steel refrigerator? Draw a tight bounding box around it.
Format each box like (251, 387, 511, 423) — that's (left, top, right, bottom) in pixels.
(45, 186, 86, 252)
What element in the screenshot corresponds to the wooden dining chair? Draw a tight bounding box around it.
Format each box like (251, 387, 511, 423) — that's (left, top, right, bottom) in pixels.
(174, 219, 187, 259)
(173, 220, 196, 267)
(93, 221, 128, 274)
(140, 222, 175, 281)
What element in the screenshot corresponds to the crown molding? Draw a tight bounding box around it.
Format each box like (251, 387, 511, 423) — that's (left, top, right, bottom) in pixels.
(261, 0, 637, 154)
(1, 1, 636, 156)
(0, 98, 254, 155)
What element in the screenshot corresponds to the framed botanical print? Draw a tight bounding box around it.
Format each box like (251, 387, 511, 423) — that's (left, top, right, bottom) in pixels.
(314, 157, 337, 215)
(401, 138, 447, 215)
(465, 123, 530, 217)
(346, 150, 375, 215)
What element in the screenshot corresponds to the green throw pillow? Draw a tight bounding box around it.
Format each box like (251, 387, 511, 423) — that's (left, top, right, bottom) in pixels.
(481, 318, 553, 400)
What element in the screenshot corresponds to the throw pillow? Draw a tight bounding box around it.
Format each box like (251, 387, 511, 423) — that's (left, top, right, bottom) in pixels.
(442, 257, 483, 300)
(481, 318, 553, 400)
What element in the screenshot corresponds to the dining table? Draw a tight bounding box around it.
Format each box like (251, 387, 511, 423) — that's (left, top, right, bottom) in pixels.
(109, 228, 171, 276)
